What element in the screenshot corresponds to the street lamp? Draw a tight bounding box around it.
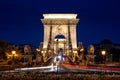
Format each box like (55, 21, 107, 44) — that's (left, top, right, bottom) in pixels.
(101, 50, 106, 56)
(11, 50, 16, 63)
(101, 50, 106, 63)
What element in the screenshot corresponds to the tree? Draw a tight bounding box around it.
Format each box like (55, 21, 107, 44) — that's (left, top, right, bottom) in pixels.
(0, 41, 23, 61)
(109, 48, 120, 62)
(100, 39, 112, 45)
(0, 41, 9, 59)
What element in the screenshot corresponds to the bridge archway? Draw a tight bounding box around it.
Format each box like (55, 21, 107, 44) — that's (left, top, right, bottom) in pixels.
(54, 35, 66, 54)
(41, 14, 79, 54)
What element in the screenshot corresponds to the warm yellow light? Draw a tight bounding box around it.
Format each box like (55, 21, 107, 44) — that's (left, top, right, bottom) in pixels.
(101, 50, 106, 56)
(11, 50, 16, 55)
(44, 51, 46, 53)
(43, 14, 77, 19)
(41, 51, 43, 53)
(73, 50, 77, 53)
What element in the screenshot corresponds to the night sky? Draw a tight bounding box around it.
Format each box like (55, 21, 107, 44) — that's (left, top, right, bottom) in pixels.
(0, 0, 120, 47)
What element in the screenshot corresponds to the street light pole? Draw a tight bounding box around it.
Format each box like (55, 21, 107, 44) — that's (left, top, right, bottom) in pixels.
(101, 50, 106, 74)
(11, 50, 16, 64)
(101, 50, 106, 63)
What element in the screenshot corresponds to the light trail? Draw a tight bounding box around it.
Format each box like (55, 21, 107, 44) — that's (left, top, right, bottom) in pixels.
(15, 65, 57, 71)
(62, 64, 120, 73)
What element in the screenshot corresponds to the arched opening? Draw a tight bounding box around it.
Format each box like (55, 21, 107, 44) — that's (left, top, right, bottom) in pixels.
(53, 35, 66, 55)
(55, 35, 65, 39)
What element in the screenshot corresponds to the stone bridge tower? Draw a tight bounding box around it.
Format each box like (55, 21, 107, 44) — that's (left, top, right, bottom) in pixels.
(41, 14, 79, 54)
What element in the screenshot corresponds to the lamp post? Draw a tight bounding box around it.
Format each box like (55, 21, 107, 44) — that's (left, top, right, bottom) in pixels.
(101, 50, 106, 74)
(11, 50, 16, 64)
(101, 50, 106, 64)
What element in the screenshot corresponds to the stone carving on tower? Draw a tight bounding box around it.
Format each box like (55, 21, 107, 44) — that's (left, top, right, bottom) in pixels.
(86, 44, 95, 64)
(24, 45, 32, 54)
(23, 45, 33, 64)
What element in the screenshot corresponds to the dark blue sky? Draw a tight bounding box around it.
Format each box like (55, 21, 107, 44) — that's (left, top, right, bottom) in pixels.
(0, 0, 120, 47)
